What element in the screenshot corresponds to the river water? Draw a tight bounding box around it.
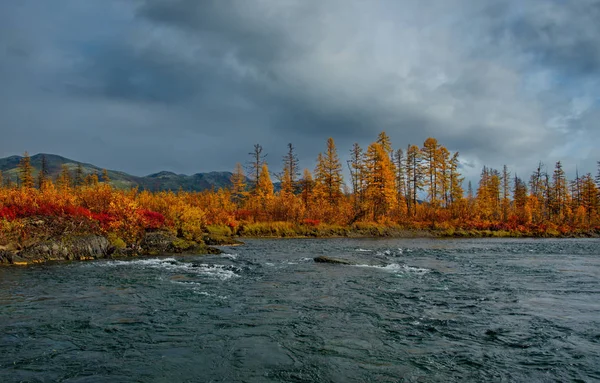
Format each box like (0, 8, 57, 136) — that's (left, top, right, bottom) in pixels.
(1, 238, 599, 382)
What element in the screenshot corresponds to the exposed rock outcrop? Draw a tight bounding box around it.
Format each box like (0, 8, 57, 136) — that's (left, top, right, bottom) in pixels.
(19, 235, 112, 263)
(1, 231, 222, 266)
(139, 231, 221, 255)
(313, 255, 354, 265)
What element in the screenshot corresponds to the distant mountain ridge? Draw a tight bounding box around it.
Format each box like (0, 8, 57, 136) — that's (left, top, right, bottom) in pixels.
(0, 153, 235, 192)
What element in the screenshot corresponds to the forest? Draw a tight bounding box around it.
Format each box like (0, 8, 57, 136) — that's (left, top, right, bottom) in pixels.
(1, 131, 600, 251)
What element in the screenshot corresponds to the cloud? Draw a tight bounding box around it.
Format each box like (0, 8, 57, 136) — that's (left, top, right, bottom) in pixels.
(0, 0, 598, 182)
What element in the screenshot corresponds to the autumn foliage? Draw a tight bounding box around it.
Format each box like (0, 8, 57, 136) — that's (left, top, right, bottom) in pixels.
(2, 135, 600, 248)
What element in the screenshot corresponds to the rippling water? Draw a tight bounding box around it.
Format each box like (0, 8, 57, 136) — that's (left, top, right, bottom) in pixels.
(1, 238, 600, 382)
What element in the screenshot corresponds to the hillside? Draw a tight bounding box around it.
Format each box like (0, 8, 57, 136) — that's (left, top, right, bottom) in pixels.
(0, 153, 235, 192)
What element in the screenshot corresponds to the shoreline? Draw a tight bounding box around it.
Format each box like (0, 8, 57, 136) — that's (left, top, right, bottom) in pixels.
(236, 227, 600, 240)
(2, 227, 599, 267)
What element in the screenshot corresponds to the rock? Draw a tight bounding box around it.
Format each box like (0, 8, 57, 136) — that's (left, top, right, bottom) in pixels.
(313, 255, 354, 265)
(140, 231, 178, 254)
(19, 235, 112, 263)
(140, 231, 222, 255)
(0, 250, 13, 264)
(202, 235, 244, 246)
(1, 231, 223, 266)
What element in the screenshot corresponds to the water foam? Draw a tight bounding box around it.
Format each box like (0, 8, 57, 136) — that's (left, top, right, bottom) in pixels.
(354, 263, 430, 275)
(97, 258, 239, 280)
(196, 291, 228, 299)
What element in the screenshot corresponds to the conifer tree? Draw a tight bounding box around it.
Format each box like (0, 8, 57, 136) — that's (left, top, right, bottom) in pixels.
(513, 175, 528, 220)
(348, 143, 365, 207)
(437, 146, 450, 207)
(449, 152, 463, 207)
(582, 173, 598, 222)
(314, 138, 343, 205)
(57, 164, 72, 190)
(38, 154, 49, 189)
(365, 142, 397, 220)
(75, 163, 84, 187)
(551, 161, 568, 219)
(102, 169, 111, 183)
(376, 131, 393, 158)
(501, 165, 511, 221)
(406, 144, 423, 215)
(394, 148, 407, 213)
(230, 162, 247, 207)
(282, 143, 300, 193)
(299, 168, 314, 209)
(247, 144, 267, 193)
(18, 152, 34, 189)
(279, 167, 293, 196)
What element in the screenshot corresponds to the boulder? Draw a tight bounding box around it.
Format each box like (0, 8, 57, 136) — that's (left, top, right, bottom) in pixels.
(140, 231, 222, 255)
(19, 235, 112, 262)
(314, 255, 354, 265)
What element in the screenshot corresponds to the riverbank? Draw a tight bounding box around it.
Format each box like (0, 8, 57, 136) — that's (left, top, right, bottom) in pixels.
(234, 221, 600, 239)
(0, 231, 223, 266)
(3, 221, 599, 266)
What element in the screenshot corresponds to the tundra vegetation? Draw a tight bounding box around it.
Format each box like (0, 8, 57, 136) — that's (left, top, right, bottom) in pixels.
(1, 133, 600, 264)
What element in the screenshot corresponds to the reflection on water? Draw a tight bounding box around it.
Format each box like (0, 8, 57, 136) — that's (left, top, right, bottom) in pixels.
(1, 238, 599, 382)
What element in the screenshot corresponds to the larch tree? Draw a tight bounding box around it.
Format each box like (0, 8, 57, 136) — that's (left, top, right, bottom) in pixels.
(449, 152, 463, 207)
(279, 167, 294, 196)
(551, 161, 568, 220)
(581, 173, 598, 223)
(394, 148, 407, 215)
(299, 168, 315, 210)
(376, 131, 394, 158)
(437, 146, 450, 207)
(315, 138, 344, 205)
(256, 163, 274, 198)
(37, 154, 49, 189)
(501, 165, 511, 221)
(570, 167, 582, 209)
(282, 143, 300, 193)
(513, 175, 529, 223)
(595, 161, 600, 203)
(18, 152, 35, 189)
(230, 162, 247, 207)
(75, 163, 84, 187)
(85, 173, 99, 186)
(405, 144, 423, 216)
(348, 143, 365, 208)
(421, 137, 441, 206)
(364, 142, 397, 221)
(247, 144, 267, 194)
(102, 169, 111, 184)
(57, 164, 72, 191)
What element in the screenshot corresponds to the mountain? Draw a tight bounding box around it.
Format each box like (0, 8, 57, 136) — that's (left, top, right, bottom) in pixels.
(0, 153, 235, 192)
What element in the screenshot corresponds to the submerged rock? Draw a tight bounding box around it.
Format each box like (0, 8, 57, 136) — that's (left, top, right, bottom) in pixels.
(314, 255, 354, 265)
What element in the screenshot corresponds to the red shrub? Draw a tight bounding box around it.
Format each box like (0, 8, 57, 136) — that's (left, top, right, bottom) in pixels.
(138, 209, 166, 230)
(91, 212, 116, 230)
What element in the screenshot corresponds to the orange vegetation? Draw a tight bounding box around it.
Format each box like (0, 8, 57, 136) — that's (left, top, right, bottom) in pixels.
(1, 133, 600, 248)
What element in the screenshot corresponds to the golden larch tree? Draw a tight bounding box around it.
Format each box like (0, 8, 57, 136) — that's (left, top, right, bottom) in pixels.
(18, 151, 35, 189)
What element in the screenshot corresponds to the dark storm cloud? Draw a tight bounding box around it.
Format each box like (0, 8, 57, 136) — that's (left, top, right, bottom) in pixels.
(503, 1, 600, 77)
(0, 0, 599, 180)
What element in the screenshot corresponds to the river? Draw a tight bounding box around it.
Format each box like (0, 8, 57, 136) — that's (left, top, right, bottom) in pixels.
(1, 238, 599, 382)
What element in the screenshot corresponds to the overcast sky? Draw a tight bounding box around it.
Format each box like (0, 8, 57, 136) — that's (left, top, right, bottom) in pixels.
(1, 0, 599, 182)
